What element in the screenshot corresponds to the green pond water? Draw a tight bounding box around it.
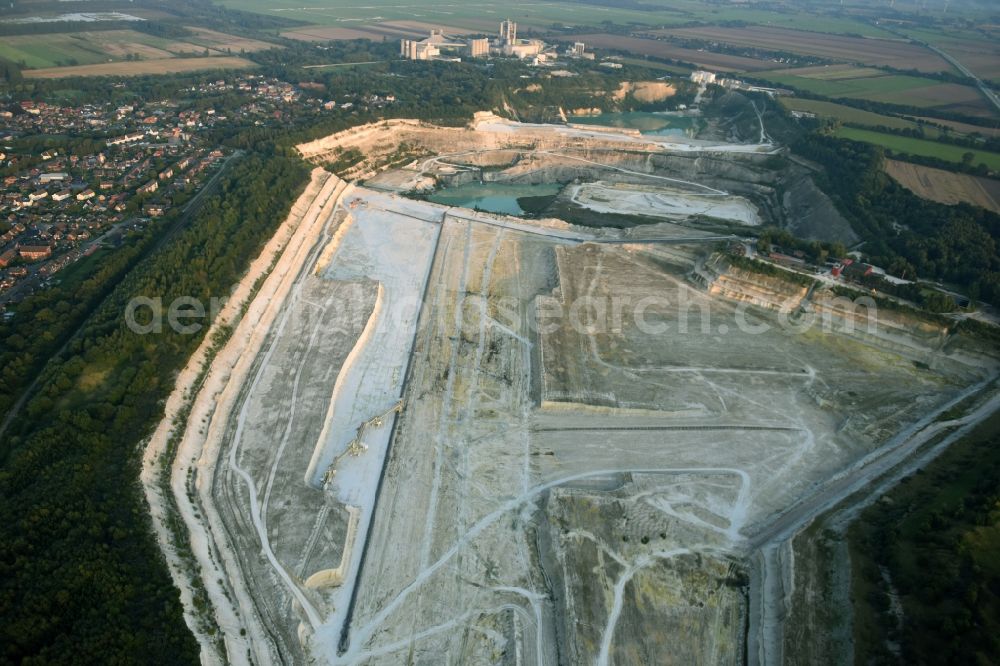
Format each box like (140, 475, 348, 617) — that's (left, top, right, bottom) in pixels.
(568, 112, 698, 136)
(427, 182, 562, 216)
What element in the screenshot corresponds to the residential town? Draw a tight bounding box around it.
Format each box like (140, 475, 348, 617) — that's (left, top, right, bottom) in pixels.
(0, 74, 395, 308)
(1, 98, 224, 307)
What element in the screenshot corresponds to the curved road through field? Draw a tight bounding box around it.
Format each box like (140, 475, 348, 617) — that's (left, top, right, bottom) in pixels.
(924, 44, 1000, 115)
(881, 26, 1000, 116)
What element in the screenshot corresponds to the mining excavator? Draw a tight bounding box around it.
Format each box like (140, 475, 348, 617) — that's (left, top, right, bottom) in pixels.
(322, 399, 404, 489)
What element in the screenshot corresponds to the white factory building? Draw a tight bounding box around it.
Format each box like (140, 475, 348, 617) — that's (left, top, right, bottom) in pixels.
(401, 20, 551, 62)
(400, 29, 468, 61)
(690, 70, 718, 85)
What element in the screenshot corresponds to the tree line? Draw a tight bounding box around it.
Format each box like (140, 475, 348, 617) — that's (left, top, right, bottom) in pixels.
(0, 152, 308, 664)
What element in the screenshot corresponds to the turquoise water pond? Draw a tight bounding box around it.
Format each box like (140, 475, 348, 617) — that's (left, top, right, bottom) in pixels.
(568, 111, 698, 136)
(427, 182, 562, 216)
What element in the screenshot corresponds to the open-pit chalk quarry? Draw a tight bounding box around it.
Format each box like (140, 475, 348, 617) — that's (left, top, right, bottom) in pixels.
(145, 113, 1000, 666)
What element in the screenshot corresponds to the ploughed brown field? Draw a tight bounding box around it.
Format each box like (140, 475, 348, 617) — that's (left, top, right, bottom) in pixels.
(567, 33, 784, 71)
(880, 82, 989, 109)
(281, 26, 385, 41)
(369, 20, 479, 36)
(885, 159, 1000, 214)
(24, 56, 255, 78)
(656, 26, 953, 73)
(185, 27, 280, 53)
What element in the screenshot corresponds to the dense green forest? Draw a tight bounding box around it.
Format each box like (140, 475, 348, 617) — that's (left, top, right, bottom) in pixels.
(850, 409, 1000, 665)
(0, 239, 148, 419)
(0, 153, 308, 664)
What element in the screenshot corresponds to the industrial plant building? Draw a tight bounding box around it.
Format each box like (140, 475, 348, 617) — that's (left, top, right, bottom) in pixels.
(400, 20, 550, 62)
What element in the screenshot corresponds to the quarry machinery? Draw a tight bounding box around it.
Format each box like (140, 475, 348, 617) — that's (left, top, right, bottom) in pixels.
(322, 399, 405, 489)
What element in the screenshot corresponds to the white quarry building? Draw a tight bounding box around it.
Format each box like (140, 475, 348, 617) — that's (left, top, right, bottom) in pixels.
(503, 39, 544, 58)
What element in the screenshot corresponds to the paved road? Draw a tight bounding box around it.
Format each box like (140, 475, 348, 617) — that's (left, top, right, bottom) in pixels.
(925, 44, 1000, 115)
(880, 26, 1000, 116)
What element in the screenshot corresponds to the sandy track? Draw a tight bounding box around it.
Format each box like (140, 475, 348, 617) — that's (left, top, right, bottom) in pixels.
(141, 169, 347, 664)
(746, 382, 1000, 666)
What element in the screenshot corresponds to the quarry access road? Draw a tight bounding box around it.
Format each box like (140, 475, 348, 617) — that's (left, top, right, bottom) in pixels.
(595, 235, 737, 244)
(745, 378, 995, 550)
(878, 25, 1000, 114)
(445, 210, 592, 243)
(536, 149, 729, 194)
(746, 379, 1000, 666)
(340, 466, 751, 664)
(532, 424, 801, 433)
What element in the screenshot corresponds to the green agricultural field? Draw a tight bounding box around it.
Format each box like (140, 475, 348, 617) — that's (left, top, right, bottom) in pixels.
(0, 33, 111, 68)
(221, 0, 689, 30)
(762, 71, 936, 98)
(900, 25, 999, 56)
(834, 127, 1000, 171)
(677, 9, 891, 37)
(617, 57, 694, 76)
(780, 98, 947, 137)
(760, 69, 986, 111)
(0, 28, 276, 71)
(221, 0, 895, 37)
(770, 65, 886, 81)
(0, 43, 50, 69)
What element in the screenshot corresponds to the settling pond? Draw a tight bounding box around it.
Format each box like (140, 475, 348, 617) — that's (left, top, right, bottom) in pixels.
(427, 182, 562, 216)
(568, 111, 699, 137)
